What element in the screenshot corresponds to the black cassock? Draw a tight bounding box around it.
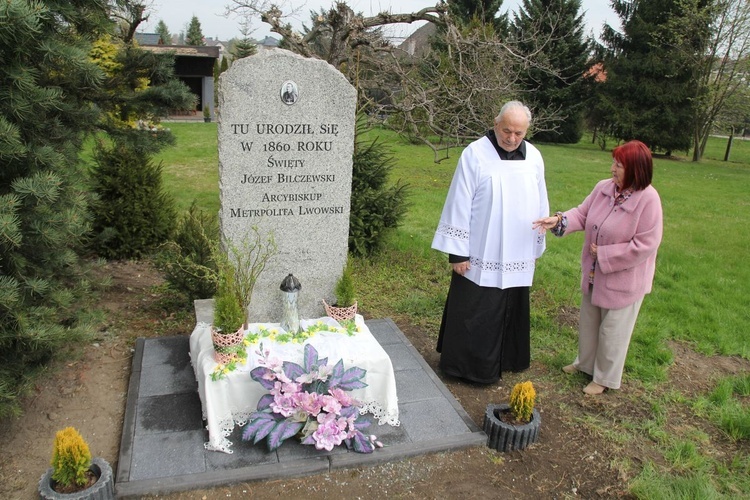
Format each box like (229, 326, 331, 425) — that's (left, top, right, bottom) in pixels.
(436, 271, 530, 384)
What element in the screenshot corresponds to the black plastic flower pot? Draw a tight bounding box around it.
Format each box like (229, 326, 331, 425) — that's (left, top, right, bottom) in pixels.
(483, 403, 541, 452)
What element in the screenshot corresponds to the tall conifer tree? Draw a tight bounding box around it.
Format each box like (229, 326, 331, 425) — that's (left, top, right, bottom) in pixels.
(186, 15, 206, 46)
(156, 19, 171, 45)
(0, 0, 111, 417)
(511, 0, 590, 143)
(232, 19, 258, 60)
(88, 8, 195, 259)
(595, 0, 707, 154)
(449, 0, 507, 31)
(0, 0, 194, 416)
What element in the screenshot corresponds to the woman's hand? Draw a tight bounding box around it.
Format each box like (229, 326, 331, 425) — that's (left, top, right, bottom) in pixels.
(532, 216, 559, 233)
(590, 243, 598, 259)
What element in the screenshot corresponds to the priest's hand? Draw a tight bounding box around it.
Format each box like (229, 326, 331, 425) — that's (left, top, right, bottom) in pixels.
(451, 261, 470, 276)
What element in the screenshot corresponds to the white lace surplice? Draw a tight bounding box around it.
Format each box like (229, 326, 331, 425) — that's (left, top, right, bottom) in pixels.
(189, 315, 400, 454)
(431, 137, 549, 289)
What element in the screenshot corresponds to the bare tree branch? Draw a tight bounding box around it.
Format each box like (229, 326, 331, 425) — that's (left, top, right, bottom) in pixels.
(224, 1, 566, 161)
(112, 1, 151, 43)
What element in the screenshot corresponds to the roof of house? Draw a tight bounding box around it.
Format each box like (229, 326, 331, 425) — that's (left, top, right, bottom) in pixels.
(138, 44, 220, 58)
(205, 38, 227, 48)
(259, 36, 281, 47)
(398, 22, 436, 58)
(135, 33, 162, 45)
(585, 62, 607, 82)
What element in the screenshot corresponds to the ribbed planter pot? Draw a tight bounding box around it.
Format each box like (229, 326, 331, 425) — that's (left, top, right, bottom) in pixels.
(483, 403, 541, 452)
(38, 457, 115, 500)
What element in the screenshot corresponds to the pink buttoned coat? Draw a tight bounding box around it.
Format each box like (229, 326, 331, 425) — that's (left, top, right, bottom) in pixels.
(563, 179, 663, 310)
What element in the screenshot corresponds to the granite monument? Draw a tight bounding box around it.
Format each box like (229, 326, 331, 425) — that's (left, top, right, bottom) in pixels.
(218, 49, 356, 322)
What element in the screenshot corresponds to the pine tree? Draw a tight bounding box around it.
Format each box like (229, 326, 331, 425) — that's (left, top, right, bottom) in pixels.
(511, 0, 590, 143)
(155, 19, 171, 45)
(449, 0, 507, 29)
(0, 0, 111, 417)
(595, 0, 708, 154)
(232, 37, 257, 60)
(0, 1, 196, 416)
(231, 18, 257, 60)
(349, 116, 410, 256)
(90, 145, 176, 259)
(433, 0, 508, 50)
(185, 16, 205, 46)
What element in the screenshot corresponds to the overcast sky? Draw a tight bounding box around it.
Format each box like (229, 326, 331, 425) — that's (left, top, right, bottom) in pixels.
(142, 1, 617, 42)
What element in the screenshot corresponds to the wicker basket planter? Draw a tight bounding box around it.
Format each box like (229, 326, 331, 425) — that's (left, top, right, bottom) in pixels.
(211, 326, 246, 364)
(322, 299, 358, 321)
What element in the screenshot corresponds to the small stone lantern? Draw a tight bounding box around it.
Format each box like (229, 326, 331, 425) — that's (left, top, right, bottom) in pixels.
(279, 274, 302, 333)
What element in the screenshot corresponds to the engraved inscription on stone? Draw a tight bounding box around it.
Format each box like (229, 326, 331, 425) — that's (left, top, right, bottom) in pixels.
(218, 49, 356, 322)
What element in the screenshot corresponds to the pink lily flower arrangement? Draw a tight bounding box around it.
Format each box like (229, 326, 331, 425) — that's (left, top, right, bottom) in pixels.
(242, 343, 381, 453)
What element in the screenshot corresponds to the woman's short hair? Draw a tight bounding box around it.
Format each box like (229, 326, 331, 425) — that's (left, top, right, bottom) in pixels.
(612, 140, 653, 190)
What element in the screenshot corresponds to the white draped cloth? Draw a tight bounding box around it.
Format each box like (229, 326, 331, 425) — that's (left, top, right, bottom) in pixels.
(431, 137, 549, 289)
(189, 315, 400, 453)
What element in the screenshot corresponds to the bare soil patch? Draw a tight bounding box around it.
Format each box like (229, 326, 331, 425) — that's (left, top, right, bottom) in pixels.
(1, 261, 747, 499)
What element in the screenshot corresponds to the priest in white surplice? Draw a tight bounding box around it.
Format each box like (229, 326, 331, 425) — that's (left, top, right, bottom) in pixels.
(431, 101, 549, 384)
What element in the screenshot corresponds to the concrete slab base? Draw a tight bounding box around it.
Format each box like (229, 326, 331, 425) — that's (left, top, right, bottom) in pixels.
(115, 318, 486, 497)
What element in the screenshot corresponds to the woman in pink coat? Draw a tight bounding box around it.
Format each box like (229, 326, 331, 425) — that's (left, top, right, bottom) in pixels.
(533, 140, 663, 395)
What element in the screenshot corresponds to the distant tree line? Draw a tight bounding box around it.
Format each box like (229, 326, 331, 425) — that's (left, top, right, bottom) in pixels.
(151, 15, 257, 63)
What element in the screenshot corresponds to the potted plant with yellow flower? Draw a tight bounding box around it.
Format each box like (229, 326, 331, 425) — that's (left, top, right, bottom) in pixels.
(38, 427, 114, 499)
(483, 381, 541, 452)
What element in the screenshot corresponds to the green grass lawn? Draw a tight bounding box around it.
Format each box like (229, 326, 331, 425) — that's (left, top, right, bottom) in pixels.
(156, 123, 749, 497)
(158, 122, 219, 214)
